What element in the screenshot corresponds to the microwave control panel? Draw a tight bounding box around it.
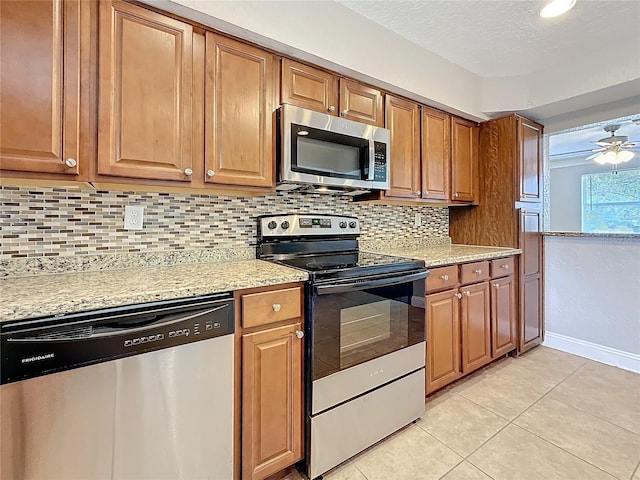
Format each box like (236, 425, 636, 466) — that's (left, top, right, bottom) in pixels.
(373, 141, 388, 182)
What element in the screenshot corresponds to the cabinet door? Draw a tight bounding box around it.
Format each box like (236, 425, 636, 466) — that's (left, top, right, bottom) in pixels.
(339, 79, 384, 127)
(242, 322, 303, 480)
(0, 0, 81, 176)
(518, 117, 542, 202)
(385, 95, 420, 199)
(460, 282, 491, 373)
(421, 107, 450, 200)
(98, 1, 193, 181)
(426, 290, 461, 393)
(451, 116, 478, 203)
(491, 275, 516, 357)
(520, 274, 543, 353)
(281, 59, 338, 115)
(520, 209, 542, 277)
(205, 33, 277, 188)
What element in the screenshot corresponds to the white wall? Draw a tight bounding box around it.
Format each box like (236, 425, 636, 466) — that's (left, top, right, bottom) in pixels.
(544, 235, 640, 371)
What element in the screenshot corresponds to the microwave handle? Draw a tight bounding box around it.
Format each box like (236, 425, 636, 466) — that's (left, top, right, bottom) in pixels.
(367, 138, 375, 181)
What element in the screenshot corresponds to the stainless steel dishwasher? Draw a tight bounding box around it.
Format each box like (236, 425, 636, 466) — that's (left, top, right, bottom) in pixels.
(0, 293, 234, 480)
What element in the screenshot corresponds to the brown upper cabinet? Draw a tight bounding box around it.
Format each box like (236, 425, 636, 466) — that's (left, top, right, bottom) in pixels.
(421, 107, 451, 201)
(281, 59, 384, 127)
(204, 33, 277, 188)
(97, 0, 194, 182)
(0, 0, 86, 179)
(518, 117, 543, 202)
(451, 116, 479, 203)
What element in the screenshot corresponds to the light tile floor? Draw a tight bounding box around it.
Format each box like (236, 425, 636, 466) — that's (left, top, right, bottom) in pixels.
(287, 346, 640, 480)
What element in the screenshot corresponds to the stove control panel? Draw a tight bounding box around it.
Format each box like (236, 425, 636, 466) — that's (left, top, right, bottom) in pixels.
(259, 214, 360, 237)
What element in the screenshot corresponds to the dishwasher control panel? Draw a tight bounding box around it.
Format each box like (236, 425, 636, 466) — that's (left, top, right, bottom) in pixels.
(1, 294, 234, 385)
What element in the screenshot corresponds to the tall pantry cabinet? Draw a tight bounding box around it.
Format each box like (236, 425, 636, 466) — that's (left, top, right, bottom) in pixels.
(449, 114, 544, 354)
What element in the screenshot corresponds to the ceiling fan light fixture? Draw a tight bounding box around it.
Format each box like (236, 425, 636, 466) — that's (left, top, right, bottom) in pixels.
(617, 150, 635, 163)
(593, 149, 635, 165)
(540, 0, 576, 18)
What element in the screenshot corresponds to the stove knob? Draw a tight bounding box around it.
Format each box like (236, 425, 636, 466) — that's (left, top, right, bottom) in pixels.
(267, 221, 277, 230)
(349, 221, 357, 228)
(281, 221, 290, 229)
(339, 221, 347, 228)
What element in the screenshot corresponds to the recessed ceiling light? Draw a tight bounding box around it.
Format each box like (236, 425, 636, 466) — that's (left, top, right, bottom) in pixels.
(540, 0, 576, 18)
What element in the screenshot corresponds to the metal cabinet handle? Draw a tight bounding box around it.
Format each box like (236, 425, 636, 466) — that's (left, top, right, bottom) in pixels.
(184, 168, 193, 176)
(462, 291, 471, 296)
(454, 293, 462, 299)
(453, 193, 459, 198)
(474, 269, 482, 274)
(493, 283, 500, 288)
(295, 330, 304, 339)
(328, 105, 336, 112)
(206, 170, 215, 177)
(440, 274, 449, 281)
(341, 109, 348, 116)
(424, 190, 429, 195)
(500, 264, 509, 269)
(415, 190, 421, 196)
(65, 158, 77, 167)
(272, 303, 281, 312)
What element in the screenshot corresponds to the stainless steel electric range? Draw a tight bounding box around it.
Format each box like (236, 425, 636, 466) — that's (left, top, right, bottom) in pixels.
(257, 214, 428, 479)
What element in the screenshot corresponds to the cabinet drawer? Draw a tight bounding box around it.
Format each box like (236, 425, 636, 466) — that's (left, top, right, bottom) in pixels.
(426, 265, 459, 292)
(242, 287, 302, 328)
(491, 256, 515, 278)
(460, 261, 489, 285)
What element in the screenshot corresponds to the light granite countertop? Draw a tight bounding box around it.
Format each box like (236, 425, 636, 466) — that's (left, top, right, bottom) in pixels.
(0, 260, 308, 323)
(367, 244, 521, 267)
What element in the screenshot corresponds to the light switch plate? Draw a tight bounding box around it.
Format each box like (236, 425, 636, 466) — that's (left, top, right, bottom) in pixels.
(124, 205, 144, 230)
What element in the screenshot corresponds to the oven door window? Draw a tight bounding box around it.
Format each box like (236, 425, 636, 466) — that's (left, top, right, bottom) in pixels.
(312, 280, 425, 381)
(291, 124, 369, 180)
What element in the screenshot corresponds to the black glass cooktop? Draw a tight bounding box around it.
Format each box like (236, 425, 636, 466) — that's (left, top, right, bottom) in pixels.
(274, 251, 425, 280)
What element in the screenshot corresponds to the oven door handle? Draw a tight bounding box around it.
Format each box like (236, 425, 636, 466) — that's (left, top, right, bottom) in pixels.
(315, 270, 429, 295)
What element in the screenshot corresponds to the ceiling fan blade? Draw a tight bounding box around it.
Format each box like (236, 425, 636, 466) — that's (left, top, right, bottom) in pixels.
(585, 152, 603, 161)
(592, 141, 613, 147)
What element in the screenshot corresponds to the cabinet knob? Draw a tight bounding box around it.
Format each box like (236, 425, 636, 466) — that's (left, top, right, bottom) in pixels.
(462, 290, 471, 296)
(453, 193, 459, 198)
(272, 303, 281, 312)
(328, 105, 336, 112)
(65, 158, 77, 168)
(440, 274, 449, 281)
(184, 168, 193, 176)
(473, 269, 482, 275)
(206, 170, 215, 177)
(500, 264, 509, 269)
(424, 190, 429, 195)
(493, 283, 500, 288)
(342, 109, 348, 116)
(295, 330, 304, 339)
(415, 190, 421, 196)
(455, 293, 462, 299)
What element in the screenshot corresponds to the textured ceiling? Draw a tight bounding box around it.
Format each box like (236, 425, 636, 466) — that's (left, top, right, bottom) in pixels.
(337, 0, 640, 78)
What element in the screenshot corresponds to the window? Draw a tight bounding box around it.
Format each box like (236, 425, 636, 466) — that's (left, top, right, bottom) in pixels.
(581, 169, 640, 233)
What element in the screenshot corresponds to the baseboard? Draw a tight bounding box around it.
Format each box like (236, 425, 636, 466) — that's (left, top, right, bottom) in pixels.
(543, 332, 640, 373)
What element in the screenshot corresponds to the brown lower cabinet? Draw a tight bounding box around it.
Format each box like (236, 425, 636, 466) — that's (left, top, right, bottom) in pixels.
(426, 258, 516, 394)
(236, 283, 304, 480)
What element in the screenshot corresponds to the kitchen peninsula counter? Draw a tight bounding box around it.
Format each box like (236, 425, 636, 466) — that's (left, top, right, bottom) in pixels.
(0, 259, 308, 323)
(366, 244, 521, 267)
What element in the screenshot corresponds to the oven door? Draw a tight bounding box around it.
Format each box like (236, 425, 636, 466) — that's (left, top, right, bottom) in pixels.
(310, 270, 427, 382)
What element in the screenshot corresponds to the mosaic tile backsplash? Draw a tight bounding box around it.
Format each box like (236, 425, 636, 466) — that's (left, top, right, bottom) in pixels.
(0, 185, 449, 260)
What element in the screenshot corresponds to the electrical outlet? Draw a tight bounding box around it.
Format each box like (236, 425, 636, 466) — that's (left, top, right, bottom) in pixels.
(124, 205, 144, 230)
(414, 213, 422, 227)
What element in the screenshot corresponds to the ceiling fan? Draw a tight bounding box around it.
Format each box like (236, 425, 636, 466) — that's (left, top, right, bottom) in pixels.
(586, 124, 638, 171)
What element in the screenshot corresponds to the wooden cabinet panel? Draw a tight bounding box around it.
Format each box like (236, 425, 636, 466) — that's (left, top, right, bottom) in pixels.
(520, 274, 543, 352)
(451, 116, 478, 202)
(426, 289, 461, 394)
(98, 1, 193, 181)
(242, 287, 302, 328)
(490, 256, 515, 278)
(385, 95, 420, 199)
(460, 261, 490, 285)
(281, 59, 338, 114)
(491, 275, 516, 357)
(242, 322, 303, 480)
(339, 79, 383, 127)
(1, 0, 81, 176)
(520, 209, 541, 277)
(205, 33, 276, 188)
(426, 265, 459, 293)
(421, 107, 450, 200)
(460, 282, 491, 373)
(518, 117, 542, 202)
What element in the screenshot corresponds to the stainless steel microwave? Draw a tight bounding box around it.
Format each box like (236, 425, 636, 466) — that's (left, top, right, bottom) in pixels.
(277, 104, 390, 192)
